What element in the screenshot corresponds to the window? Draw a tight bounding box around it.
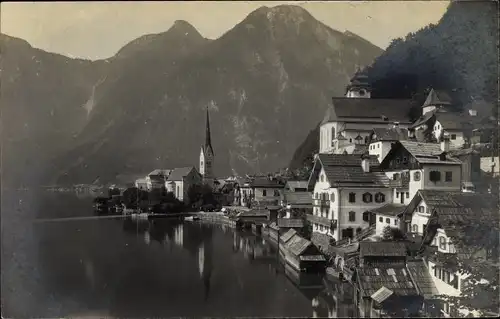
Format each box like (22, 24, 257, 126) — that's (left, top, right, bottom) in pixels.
(402, 157, 408, 164)
(349, 138, 352, 143)
(439, 236, 447, 250)
(386, 218, 390, 224)
(412, 224, 418, 233)
(201, 161, 204, 167)
(348, 192, 356, 203)
(451, 134, 456, 140)
(330, 192, 335, 202)
(176, 186, 180, 197)
(262, 190, 267, 197)
(356, 227, 363, 234)
(375, 193, 385, 203)
(273, 190, 280, 197)
(320, 175, 324, 182)
(396, 192, 399, 198)
(396, 158, 401, 164)
(362, 192, 373, 203)
(331, 127, 335, 141)
(418, 206, 424, 213)
(394, 219, 398, 226)
(445, 171, 452, 182)
(348, 211, 356, 222)
(315, 193, 318, 199)
(406, 192, 409, 198)
(379, 217, 383, 222)
(393, 173, 400, 180)
(413, 171, 421, 181)
(363, 211, 370, 222)
(429, 170, 441, 182)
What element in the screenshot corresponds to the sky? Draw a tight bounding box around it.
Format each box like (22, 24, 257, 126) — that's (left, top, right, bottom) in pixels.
(1, 1, 450, 60)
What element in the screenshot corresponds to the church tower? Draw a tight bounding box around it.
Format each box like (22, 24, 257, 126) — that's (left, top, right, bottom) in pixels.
(200, 107, 215, 186)
(345, 68, 372, 98)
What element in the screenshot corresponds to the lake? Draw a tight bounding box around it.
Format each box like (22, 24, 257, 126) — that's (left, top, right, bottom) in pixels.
(1, 190, 356, 317)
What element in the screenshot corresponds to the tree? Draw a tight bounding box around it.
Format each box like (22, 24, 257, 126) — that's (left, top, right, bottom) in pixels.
(187, 183, 218, 207)
(381, 225, 393, 241)
(434, 209, 500, 316)
(122, 187, 148, 208)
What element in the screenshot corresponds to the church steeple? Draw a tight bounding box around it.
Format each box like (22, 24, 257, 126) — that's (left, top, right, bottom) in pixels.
(200, 107, 215, 186)
(204, 107, 214, 155)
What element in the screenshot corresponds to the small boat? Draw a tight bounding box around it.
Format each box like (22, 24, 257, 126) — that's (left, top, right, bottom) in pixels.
(184, 216, 200, 222)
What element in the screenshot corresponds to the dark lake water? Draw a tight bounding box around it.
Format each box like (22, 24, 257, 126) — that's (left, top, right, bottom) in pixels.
(1, 190, 356, 317)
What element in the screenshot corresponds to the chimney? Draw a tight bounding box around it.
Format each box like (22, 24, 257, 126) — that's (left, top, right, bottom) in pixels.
(361, 153, 371, 173)
(440, 136, 450, 152)
(469, 109, 477, 116)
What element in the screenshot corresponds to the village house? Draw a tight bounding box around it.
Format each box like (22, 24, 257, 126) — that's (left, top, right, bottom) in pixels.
(372, 203, 406, 237)
(319, 70, 414, 155)
(367, 127, 409, 163)
(135, 177, 149, 190)
(408, 89, 493, 149)
(447, 148, 482, 192)
(165, 167, 202, 203)
(145, 169, 172, 190)
(281, 180, 312, 218)
(379, 139, 462, 208)
(248, 176, 286, 208)
(307, 153, 392, 243)
(419, 195, 499, 317)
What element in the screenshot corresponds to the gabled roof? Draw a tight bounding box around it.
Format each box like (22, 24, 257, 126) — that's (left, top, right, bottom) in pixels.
(406, 260, 439, 299)
(422, 89, 452, 108)
(282, 192, 312, 205)
(285, 180, 308, 190)
(309, 154, 390, 189)
(357, 264, 418, 297)
(380, 141, 461, 168)
(371, 128, 409, 142)
(322, 98, 414, 125)
(409, 110, 436, 129)
(286, 234, 313, 256)
(277, 218, 305, 228)
(435, 112, 471, 130)
(148, 169, 171, 176)
(359, 242, 407, 258)
(167, 167, 197, 181)
(281, 229, 298, 243)
(370, 204, 406, 217)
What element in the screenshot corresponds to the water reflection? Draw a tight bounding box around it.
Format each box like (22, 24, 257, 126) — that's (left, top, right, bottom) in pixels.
(119, 217, 357, 318)
(4, 190, 358, 317)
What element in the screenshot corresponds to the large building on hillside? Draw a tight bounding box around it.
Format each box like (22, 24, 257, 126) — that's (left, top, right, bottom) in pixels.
(319, 70, 414, 155)
(199, 107, 215, 187)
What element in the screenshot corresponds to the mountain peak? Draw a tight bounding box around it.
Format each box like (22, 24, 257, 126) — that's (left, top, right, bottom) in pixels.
(168, 20, 202, 38)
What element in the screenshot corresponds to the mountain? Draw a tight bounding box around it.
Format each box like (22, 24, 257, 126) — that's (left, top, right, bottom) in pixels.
(44, 5, 383, 185)
(0, 34, 109, 186)
(289, 1, 499, 170)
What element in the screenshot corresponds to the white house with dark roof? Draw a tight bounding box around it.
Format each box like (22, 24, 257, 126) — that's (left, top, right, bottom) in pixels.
(319, 70, 413, 155)
(368, 127, 409, 163)
(307, 153, 392, 242)
(379, 140, 462, 207)
(165, 167, 202, 203)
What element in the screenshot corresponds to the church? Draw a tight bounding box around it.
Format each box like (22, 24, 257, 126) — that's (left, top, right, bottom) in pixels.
(319, 69, 414, 155)
(199, 107, 216, 188)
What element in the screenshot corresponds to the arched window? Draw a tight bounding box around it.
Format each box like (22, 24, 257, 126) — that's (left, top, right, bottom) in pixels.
(362, 192, 373, 203)
(375, 193, 385, 203)
(412, 224, 418, 233)
(362, 211, 370, 222)
(348, 211, 356, 222)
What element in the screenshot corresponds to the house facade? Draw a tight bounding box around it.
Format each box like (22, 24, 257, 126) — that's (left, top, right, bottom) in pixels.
(307, 154, 392, 242)
(250, 176, 285, 207)
(165, 167, 202, 203)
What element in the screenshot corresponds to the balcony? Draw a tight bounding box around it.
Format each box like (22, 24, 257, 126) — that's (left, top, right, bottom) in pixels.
(313, 199, 330, 208)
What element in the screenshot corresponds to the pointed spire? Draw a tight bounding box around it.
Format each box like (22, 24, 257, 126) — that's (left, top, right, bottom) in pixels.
(205, 106, 213, 155)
